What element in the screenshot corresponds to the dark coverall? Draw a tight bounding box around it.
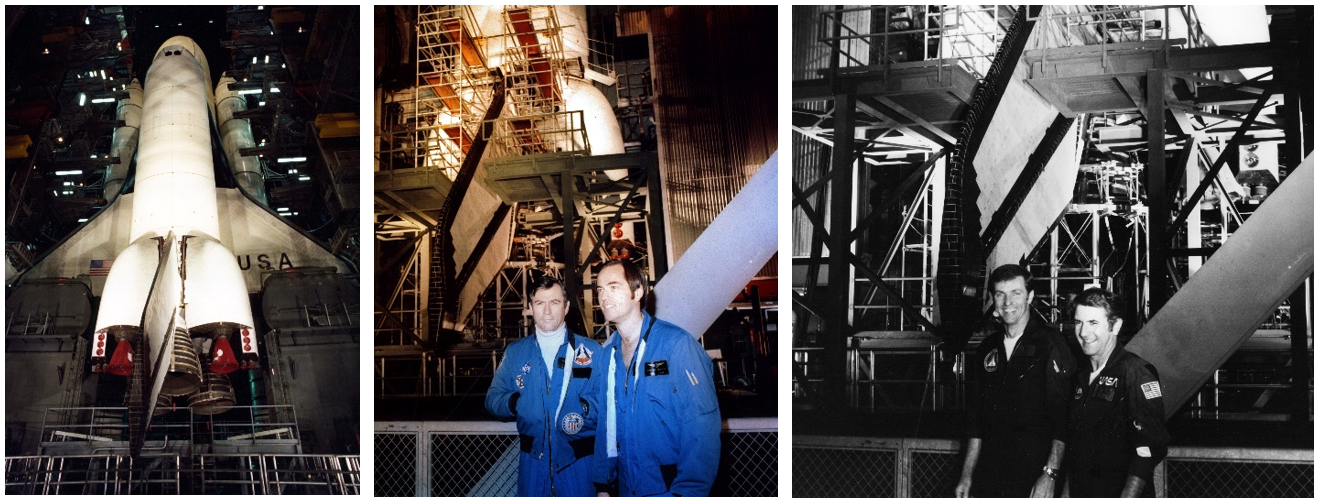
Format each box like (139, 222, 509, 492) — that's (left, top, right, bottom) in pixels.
(1065, 344, 1170, 497)
(486, 331, 604, 496)
(968, 315, 1077, 497)
(593, 311, 721, 497)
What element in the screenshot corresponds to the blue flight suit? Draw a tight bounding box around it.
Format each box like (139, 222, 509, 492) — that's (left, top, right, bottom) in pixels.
(1065, 345, 1170, 497)
(486, 331, 604, 496)
(594, 311, 721, 497)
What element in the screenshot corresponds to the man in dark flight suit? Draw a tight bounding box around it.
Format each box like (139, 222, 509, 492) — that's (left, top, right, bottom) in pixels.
(956, 264, 1077, 497)
(1065, 288, 1170, 497)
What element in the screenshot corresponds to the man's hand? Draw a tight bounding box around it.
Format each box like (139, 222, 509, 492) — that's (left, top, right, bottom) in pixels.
(1120, 475, 1145, 497)
(954, 475, 973, 498)
(1029, 472, 1056, 498)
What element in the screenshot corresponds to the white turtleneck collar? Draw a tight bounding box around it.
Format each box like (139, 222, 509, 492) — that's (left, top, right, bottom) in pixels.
(535, 323, 566, 378)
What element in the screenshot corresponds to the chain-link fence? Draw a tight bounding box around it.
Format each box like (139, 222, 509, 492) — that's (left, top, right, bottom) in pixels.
(376, 418, 777, 496)
(4, 453, 359, 494)
(795, 436, 1313, 498)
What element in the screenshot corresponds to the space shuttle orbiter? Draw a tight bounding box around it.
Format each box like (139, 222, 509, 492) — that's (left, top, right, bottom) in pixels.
(7, 36, 351, 451)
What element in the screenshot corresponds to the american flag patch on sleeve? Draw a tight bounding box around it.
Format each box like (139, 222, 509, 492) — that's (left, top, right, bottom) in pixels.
(1141, 381, 1161, 399)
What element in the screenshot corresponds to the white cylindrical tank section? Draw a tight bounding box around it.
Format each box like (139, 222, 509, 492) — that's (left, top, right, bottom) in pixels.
(131, 37, 221, 242)
(181, 235, 254, 334)
(563, 77, 626, 180)
(215, 74, 267, 205)
(564, 77, 624, 156)
(105, 79, 142, 202)
(556, 6, 590, 63)
(92, 237, 159, 333)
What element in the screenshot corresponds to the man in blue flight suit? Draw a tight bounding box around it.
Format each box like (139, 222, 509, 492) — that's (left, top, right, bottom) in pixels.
(1065, 288, 1169, 497)
(592, 258, 721, 497)
(956, 264, 1077, 497)
(486, 275, 604, 496)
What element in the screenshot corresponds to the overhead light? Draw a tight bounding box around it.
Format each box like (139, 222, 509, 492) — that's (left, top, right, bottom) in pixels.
(63, 181, 74, 186)
(116, 42, 121, 51)
(78, 218, 89, 223)
(298, 27, 304, 34)
(237, 89, 262, 95)
(258, 5, 264, 10)
(78, 92, 87, 106)
(276, 207, 289, 212)
(277, 157, 306, 163)
(278, 212, 292, 217)
(264, 55, 270, 64)
(100, 70, 106, 79)
(90, 97, 116, 104)
(62, 190, 74, 195)
(252, 56, 258, 65)
(298, 175, 310, 181)
(269, 86, 281, 93)
(56, 136, 64, 143)
(281, 63, 286, 68)
(85, 16, 90, 25)
(55, 170, 83, 176)
(258, 101, 265, 107)
(52, 190, 59, 197)
(43, 48, 49, 55)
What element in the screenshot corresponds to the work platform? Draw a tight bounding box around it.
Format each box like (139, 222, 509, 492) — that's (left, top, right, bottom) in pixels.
(1023, 41, 1281, 116)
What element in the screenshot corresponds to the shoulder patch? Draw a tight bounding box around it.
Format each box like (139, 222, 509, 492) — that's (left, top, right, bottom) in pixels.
(984, 349, 999, 372)
(1141, 381, 1161, 399)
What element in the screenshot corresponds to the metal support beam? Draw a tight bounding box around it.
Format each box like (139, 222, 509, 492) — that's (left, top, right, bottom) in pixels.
(1146, 69, 1169, 311)
(825, 89, 856, 406)
(561, 168, 582, 328)
(1168, 86, 1274, 235)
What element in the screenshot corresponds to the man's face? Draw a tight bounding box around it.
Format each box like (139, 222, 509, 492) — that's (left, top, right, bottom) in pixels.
(531, 284, 569, 333)
(992, 276, 1032, 328)
(1073, 304, 1122, 359)
(596, 264, 642, 324)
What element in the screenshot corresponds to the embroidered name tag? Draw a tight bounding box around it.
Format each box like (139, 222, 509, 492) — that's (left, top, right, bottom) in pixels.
(644, 360, 669, 376)
(1141, 381, 1161, 399)
(1019, 344, 1036, 357)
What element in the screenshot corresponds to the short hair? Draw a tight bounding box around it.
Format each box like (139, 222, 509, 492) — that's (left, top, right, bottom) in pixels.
(989, 263, 1033, 292)
(530, 274, 567, 303)
(1072, 287, 1122, 322)
(601, 258, 647, 296)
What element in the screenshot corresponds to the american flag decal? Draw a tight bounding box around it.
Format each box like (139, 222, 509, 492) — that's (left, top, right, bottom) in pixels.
(89, 259, 113, 276)
(1141, 381, 1161, 400)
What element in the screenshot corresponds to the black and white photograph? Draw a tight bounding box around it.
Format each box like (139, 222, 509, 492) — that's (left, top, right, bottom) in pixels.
(791, 5, 1312, 498)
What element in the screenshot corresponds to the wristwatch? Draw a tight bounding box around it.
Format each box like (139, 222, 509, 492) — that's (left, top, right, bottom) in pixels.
(1042, 466, 1060, 479)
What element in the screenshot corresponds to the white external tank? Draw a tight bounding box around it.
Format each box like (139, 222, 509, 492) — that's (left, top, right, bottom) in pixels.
(130, 36, 221, 242)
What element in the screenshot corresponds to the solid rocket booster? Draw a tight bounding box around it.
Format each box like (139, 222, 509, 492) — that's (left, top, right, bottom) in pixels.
(93, 37, 257, 400)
